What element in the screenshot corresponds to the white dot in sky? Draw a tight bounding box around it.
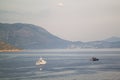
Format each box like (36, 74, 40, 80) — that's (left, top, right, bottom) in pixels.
(58, 3, 64, 7)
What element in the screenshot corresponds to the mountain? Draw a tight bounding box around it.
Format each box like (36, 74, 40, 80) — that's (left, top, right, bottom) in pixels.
(0, 23, 120, 49)
(75, 37, 120, 48)
(103, 36, 120, 42)
(0, 23, 71, 49)
(80, 41, 120, 48)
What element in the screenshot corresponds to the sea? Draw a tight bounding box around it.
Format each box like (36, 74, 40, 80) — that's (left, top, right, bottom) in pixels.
(0, 49, 120, 80)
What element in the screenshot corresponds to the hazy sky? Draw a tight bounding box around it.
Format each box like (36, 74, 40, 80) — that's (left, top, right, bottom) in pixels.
(0, 0, 120, 41)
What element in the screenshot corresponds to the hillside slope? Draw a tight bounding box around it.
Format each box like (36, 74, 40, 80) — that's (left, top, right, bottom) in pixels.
(0, 23, 71, 49)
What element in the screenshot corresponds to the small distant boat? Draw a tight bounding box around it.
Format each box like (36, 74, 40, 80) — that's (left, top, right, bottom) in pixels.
(36, 58, 47, 65)
(90, 57, 99, 61)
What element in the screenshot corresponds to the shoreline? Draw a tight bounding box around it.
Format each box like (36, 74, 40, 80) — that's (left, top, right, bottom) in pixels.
(0, 48, 120, 52)
(0, 49, 22, 52)
(21, 48, 120, 52)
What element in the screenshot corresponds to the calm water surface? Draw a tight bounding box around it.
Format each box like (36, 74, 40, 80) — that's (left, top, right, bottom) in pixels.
(0, 49, 120, 80)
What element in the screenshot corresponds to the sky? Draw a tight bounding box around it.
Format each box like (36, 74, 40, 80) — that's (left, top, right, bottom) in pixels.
(0, 0, 120, 41)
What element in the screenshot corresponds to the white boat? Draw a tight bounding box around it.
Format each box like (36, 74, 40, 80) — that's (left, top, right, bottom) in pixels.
(36, 58, 47, 65)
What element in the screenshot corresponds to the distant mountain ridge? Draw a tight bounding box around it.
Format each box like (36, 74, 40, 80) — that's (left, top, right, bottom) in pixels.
(103, 36, 120, 42)
(68, 37, 120, 49)
(0, 23, 120, 49)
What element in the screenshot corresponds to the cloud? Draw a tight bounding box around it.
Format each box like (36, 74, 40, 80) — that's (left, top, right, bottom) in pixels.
(58, 3, 64, 7)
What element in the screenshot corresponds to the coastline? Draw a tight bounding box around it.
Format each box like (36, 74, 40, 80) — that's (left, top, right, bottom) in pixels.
(0, 49, 22, 52)
(21, 48, 120, 52)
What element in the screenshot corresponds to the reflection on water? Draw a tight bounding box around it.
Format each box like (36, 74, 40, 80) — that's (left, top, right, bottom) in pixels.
(0, 49, 120, 80)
